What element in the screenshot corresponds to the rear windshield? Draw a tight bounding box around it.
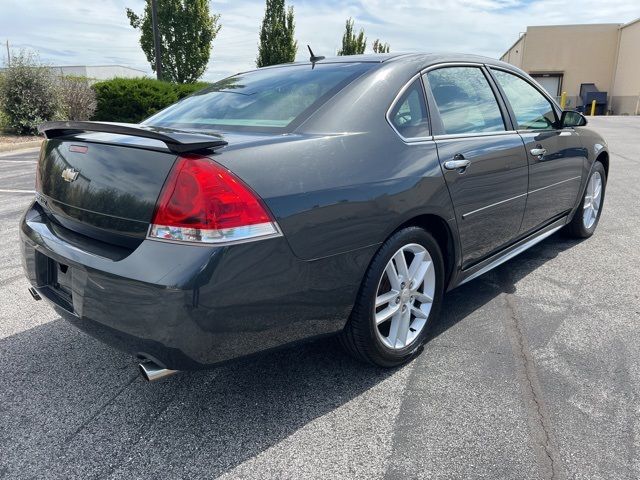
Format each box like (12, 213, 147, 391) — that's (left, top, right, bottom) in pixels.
(143, 63, 375, 133)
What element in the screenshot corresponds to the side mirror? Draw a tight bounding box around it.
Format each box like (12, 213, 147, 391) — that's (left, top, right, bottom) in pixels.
(560, 110, 588, 128)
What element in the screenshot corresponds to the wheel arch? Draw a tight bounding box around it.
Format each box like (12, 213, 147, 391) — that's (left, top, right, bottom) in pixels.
(596, 150, 609, 177)
(390, 213, 457, 286)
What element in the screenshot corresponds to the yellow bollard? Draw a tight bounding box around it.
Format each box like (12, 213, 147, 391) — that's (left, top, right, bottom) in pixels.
(590, 99, 597, 116)
(560, 91, 567, 109)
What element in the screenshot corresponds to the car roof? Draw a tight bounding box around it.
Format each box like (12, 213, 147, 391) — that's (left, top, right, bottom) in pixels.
(255, 52, 518, 73)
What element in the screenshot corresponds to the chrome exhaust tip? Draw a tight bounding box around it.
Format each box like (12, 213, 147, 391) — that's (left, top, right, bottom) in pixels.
(138, 361, 178, 382)
(28, 287, 41, 301)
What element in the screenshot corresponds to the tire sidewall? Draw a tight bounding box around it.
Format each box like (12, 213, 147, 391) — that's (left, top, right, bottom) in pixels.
(362, 227, 445, 365)
(577, 162, 607, 237)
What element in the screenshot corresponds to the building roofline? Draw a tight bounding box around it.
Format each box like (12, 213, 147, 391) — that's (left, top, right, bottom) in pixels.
(526, 22, 622, 29)
(500, 33, 526, 58)
(621, 17, 640, 29)
(50, 65, 147, 73)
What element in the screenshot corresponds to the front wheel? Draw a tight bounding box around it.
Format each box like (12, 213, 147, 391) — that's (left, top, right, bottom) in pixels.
(340, 227, 445, 367)
(565, 161, 607, 238)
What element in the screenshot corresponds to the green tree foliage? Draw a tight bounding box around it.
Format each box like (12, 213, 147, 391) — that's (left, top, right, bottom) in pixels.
(0, 51, 58, 134)
(372, 39, 390, 53)
(126, 0, 221, 83)
(92, 78, 208, 123)
(256, 0, 297, 67)
(338, 18, 366, 56)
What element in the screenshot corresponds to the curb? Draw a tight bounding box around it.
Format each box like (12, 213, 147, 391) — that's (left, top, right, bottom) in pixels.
(0, 140, 43, 153)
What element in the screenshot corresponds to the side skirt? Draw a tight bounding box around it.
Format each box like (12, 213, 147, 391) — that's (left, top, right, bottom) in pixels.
(450, 216, 567, 289)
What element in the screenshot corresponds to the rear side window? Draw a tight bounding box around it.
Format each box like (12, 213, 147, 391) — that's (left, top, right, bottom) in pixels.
(492, 69, 557, 130)
(144, 63, 374, 132)
(425, 67, 506, 135)
(388, 79, 430, 139)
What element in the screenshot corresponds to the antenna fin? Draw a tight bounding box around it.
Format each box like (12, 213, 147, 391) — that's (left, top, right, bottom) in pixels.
(307, 45, 325, 65)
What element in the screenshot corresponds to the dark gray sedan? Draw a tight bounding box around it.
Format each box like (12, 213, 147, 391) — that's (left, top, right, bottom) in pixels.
(21, 53, 608, 380)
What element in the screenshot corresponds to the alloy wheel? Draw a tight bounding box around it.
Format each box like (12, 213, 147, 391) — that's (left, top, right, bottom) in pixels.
(374, 243, 435, 350)
(583, 171, 603, 229)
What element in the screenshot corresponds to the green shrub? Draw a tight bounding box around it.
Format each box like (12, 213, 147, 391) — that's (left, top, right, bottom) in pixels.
(0, 51, 58, 135)
(92, 78, 209, 123)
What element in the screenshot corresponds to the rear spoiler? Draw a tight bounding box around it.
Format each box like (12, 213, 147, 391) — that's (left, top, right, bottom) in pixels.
(38, 121, 228, 154)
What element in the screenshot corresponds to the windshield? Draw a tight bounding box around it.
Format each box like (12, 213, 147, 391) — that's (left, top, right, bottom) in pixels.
(143, 63, 375, 133)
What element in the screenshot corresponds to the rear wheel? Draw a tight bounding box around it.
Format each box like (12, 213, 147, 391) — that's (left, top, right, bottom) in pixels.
(565, 161, 606, 238)
(340, 227, 444, 367)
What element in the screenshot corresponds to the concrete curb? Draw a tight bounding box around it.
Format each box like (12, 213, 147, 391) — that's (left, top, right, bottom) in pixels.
(0, 140, 43, 153)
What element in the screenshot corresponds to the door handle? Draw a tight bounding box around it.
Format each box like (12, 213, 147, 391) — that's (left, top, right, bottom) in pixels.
(530, 147, 547, 158)
(444, 159, 471, 171)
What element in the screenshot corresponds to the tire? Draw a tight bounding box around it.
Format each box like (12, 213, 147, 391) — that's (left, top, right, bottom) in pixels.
(340, 226, 445, 367)
(565, 161, 607, 238)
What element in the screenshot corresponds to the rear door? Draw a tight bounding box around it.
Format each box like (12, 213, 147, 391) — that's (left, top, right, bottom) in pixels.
(424, 65, 529, 267)
(489, 68, 585, 234)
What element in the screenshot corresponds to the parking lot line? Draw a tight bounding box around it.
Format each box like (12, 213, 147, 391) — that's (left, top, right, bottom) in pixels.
(0, 188, 35, 194)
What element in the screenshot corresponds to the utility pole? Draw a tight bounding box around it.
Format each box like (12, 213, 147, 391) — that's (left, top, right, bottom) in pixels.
(5, 40, 10, 67)
(150, 0, 163, 80)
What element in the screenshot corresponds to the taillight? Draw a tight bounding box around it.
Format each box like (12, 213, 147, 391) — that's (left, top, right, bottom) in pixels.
(148, 154, 280, 244)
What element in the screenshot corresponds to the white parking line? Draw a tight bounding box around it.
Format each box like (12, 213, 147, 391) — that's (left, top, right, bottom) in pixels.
(0, 147, 40, 157)
(0, 189, 35, 194)
(0, 159, 37, 164)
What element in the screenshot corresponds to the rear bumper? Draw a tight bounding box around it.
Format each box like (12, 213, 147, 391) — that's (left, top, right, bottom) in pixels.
(20, 202, 376, 370)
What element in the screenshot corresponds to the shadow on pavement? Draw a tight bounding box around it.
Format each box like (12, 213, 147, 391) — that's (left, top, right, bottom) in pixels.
(428, 233, 584, 343)
(0, 233, 582, 479)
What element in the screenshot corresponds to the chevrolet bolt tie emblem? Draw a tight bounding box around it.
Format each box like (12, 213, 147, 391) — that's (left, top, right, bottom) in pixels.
(61, 168, 80, 183)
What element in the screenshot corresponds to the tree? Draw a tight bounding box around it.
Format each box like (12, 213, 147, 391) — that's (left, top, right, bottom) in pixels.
(256, 0, 297, 67)
(372, 39, 390, 53)
(337, 18, 366, 56)
(0, 50, 58, 134)
(126, 0, 221, 83)
(58, 76, 96, 121)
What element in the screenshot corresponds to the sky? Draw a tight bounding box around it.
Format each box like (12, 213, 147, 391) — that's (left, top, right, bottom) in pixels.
(1, 0, 638, 81)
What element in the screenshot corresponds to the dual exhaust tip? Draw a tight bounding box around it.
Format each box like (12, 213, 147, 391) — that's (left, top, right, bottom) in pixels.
(28, 287, 177, 383)
(138, 360, 178, 382)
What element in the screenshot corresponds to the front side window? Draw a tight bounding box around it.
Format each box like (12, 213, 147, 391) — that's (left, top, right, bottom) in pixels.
(492, 69, 558, 130)
(425, 67, 505, 135)
(388, 79, 430, 139)
(144, 63, 374, 132)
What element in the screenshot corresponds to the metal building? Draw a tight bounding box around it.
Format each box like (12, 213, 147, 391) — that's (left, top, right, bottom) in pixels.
(501, 18, 640, 115)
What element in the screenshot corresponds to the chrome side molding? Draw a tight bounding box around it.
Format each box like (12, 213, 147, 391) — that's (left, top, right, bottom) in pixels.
(457, 222, 565, 286)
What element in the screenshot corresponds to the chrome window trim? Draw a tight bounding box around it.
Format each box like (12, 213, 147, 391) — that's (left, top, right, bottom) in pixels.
(434, 130, 518, 141)
(421, 63, 511, 137)
(419, 61, 485, 74)
(385, 72, 434, 144)
(515, 129, 556, 134)
(488, 66, 563, 125)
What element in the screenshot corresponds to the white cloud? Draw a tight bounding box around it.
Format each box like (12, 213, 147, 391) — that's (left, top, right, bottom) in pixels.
(1, 0, 638, 81)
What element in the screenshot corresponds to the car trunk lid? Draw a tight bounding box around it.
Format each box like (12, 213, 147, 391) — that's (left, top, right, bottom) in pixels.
(36, 122, 230, 248)
(36, 136, 181, 248)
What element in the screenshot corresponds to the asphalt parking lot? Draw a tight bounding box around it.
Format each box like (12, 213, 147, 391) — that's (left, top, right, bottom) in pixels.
(1, 117, 638, 479)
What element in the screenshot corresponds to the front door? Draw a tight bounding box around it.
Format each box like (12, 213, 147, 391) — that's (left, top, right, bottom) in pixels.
(490, 68, 586, 233)
(425, 66, 529, 267)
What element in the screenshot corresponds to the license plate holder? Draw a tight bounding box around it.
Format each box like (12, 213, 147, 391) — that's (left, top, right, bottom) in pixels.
(46, 257, 73, 306)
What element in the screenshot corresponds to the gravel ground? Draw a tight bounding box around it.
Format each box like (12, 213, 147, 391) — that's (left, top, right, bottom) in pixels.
(0, 134, 42, 144)
(0, 117, 638, 479)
